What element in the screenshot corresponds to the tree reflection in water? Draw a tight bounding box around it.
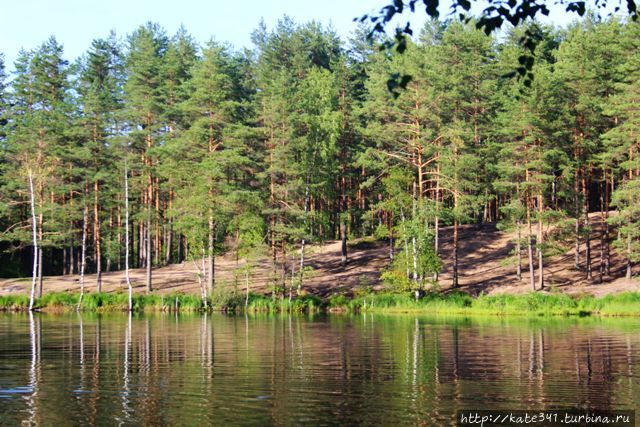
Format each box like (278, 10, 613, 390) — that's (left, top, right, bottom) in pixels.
(0, 314, 639, 425)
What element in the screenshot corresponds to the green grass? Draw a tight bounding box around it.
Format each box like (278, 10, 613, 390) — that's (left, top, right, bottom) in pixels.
(0, 294, 30, 310)
(577, 292, 640, 316)
(220, 293, 324, 313)
(341, 290, 640, 317)
(1, 290, 639, 317)
(0, 291, 324, 313)
(0, 291, 208, 313)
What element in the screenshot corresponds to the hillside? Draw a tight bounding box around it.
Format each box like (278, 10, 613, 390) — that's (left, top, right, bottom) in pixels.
(1, 213, 637, 299)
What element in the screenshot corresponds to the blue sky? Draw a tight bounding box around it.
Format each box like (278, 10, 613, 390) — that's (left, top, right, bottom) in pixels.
(1, 0, 582, 71)
(1, 0, 392, 69)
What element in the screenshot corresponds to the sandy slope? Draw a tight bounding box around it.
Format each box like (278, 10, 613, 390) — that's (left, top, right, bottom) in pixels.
(1, 212, 637, 298)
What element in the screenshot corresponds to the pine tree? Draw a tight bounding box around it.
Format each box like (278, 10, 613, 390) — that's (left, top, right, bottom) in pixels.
(604, 21, 640, 279)
(252, 18, 343, 290)
(493, 24, 569, 290)
(76, 33, 123, 292)
(436, 22, 496, 287)
(295, 67, 341, 286)
(124, 23, 168, 292)
(167, 41, 247, 297)
(362, 33, 445, 286)
(2, 39, 72, 298)
(609, 178, 640, 278)
(158, 27, 197, 267)
(555, 18, 625, 280)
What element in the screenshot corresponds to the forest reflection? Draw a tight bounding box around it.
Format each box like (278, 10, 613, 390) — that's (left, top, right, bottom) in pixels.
(0, 314, 638, 425)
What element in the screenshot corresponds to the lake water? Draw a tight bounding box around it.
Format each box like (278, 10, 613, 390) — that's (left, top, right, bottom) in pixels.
(0, 313, 638, 425)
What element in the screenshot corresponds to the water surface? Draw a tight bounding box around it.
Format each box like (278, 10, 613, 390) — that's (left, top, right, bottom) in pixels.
(0, 313, 639, 425)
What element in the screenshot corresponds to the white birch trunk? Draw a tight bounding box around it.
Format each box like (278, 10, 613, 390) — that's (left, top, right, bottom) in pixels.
(299, 180, 310, 292)
(516, 220, 522, 281)
(207, 215, 214, 295)
(245, 268, 250, 308)
(77, 204, 88, 311)
(202, 251, 208, 308)
(28, 170, 39, 312)
(124, 160, 133, 312)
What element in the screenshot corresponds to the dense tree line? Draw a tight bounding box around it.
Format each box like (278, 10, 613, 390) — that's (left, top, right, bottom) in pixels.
(0, 16, 638, 304)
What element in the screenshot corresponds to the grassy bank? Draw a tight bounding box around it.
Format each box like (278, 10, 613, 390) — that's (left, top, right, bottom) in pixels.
(1, 290, 639, 316)
(343, 291, 640, 317)
(0, 291, 324, 314)
(0, 292, 205, 313)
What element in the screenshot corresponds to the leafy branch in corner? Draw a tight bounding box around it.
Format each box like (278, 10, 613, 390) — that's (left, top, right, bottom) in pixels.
(356, 0, 638, 93)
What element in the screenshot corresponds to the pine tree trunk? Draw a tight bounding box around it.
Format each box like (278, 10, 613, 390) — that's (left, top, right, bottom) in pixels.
(552, 175, 557, 209)
(281, 240, 287, 291)
(435, 164, 440, 256)
(433, 166, 440, 282)
(208, 215, 215, 296)
(70, 192, 75, 275)
(389, 213, 394, 260)
(235, 227, 240, 273)
(574, 173, 581, 270)
(401, 209, 410, 278)
(146, 217, 152, 293)
(78, 204, 88, 310)
(598, 178, 606, 283)
(605, 170, 611, 275)
(526, 191, 536, 291)
(139, 219, 144, 268)
(299, 178, 311, 290)
(63, 247, 67, 276)
(583, 174, 592, 280)
(527, 226, 535, 291)
(412, 182, 418, 282)
(269, 145, 277, 277)
(155, 178, 161, 266)
(106, 209, 113, 273)
(289, 262, 295, 302)
(94, 181, 102, 292)
(627, 236, 633, 279)
(412, 234, 418, 282)
(537, 193, 544, 290)
(453, 220, 459, 288)
(165, 189, 173, 265)
(70, 240, 75, 275)
(341, 169, 349, 267)
(452, 180, 460, 288)
(575, 216, 581, 269)
(434, 213, 439, 257)
(341, 220, 347, 267)
(146, 167, 153, 293)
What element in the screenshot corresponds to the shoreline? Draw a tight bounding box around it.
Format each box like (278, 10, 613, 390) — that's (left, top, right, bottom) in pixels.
(2, 290, 640, 317)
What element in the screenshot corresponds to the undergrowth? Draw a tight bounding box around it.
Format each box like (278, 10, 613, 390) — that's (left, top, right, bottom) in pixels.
(1, 290, 640, 317)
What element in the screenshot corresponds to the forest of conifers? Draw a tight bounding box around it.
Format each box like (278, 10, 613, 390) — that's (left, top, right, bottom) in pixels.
(0, 16, 638, 299)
